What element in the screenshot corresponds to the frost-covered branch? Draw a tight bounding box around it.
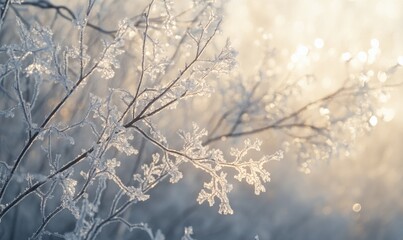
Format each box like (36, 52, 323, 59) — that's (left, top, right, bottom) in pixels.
(0, 0, 400, 239)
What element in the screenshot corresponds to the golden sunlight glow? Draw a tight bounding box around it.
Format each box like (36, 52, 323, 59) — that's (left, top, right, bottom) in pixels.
(341, 52, 352, 62)
(352, 203, 362, 213)
(314, 38, 324, 49)
(377, 71, 388, 82)
(356, 51, 368, 63)
(369, 115, 378, 127)
(380, 108, 396, 122)
(224, 2, 403, 235)
(291, 45, 309, 63)
(398, 56, 403, 66)
(370, 38, 380, 49)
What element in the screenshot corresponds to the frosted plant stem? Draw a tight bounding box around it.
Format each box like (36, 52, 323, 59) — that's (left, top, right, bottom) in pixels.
(0, 66, 90, 201)
(0, 148, 92, 219)
(203, 86, 346, 145)
(118, 0, 153, 122)
(0, 21, 119, 202)
(0, 0, 11, 30)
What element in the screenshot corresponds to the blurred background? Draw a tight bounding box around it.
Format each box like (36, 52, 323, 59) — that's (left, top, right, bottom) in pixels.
(212, 0, 403, 239)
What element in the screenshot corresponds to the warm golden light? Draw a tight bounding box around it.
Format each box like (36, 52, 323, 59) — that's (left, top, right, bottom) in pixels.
(352, 203, 362, 213)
